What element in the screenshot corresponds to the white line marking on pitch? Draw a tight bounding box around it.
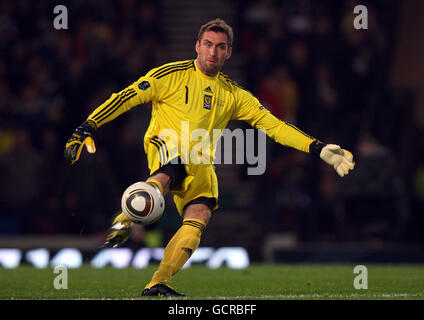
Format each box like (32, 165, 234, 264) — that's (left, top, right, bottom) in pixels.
(210, 293, 422, 299)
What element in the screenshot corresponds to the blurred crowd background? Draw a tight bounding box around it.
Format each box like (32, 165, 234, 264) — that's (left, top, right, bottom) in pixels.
(0, 0, 423, 257)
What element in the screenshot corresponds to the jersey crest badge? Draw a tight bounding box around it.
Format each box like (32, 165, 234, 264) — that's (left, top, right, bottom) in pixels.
(203, 94, 212, 110)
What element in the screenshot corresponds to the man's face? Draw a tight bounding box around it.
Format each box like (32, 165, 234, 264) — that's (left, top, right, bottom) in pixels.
(196, 31, 232, 77)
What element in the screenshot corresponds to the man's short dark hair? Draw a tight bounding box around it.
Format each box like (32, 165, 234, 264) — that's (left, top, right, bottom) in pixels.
(198, 19, 233, 47)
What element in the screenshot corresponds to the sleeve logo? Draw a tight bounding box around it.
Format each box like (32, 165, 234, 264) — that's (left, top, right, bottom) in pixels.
(138, 81, 151, 91)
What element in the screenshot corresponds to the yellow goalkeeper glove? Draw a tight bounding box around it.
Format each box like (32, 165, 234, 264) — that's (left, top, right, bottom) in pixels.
(320, 144, 355, 177)
(309, 140, 355, 177)
(64, 120, 97, 165)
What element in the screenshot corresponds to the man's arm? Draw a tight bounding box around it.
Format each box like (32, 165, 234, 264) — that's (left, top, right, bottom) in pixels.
(87, 85, 142, 130)
(63, 81, 147, 165)
(257, 114, 355, 177)
(231, 89, 355, 177)
(64, 61, 188, 165)
(64, 70, 163, 165)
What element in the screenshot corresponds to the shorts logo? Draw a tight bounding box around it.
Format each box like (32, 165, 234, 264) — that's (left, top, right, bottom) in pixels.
(138, 81, 151, 91)
(203, 94, 212, 110)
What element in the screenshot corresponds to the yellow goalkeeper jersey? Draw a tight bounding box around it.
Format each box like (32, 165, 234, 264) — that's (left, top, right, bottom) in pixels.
(87, 59, 316, 162)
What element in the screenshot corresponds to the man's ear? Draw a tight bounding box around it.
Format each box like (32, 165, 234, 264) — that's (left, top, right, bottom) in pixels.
(195, 40, 200, 55)
(226, 46, 232, 60)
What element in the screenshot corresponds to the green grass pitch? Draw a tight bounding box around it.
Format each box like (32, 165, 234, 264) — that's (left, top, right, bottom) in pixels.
(0, 264, 423, 300)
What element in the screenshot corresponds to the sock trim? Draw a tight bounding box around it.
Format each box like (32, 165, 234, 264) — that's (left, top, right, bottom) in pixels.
(182, 219, 206, 233)
(146, 178, 164, 194)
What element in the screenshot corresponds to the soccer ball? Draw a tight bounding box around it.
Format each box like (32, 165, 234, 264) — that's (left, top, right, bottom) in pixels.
(121, 181, 165, 225)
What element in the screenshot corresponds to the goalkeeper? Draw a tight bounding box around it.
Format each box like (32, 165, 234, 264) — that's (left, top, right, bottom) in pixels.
(64, 19, 355, 296)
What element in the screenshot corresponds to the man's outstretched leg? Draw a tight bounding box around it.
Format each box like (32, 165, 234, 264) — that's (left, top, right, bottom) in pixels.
(142, 203, 211, 297)
(104, 173, 171, 248)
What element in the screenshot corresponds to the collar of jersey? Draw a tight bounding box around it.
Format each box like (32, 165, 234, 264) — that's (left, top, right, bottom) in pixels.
(194, 59, 219, 80)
